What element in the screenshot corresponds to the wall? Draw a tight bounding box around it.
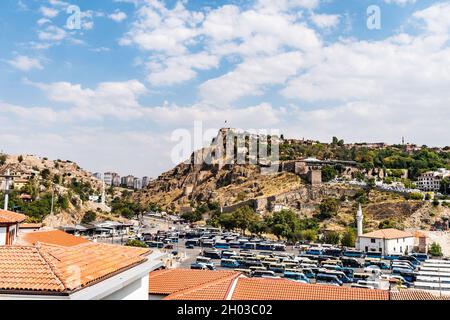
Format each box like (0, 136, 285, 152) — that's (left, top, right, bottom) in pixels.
(357, 237, 415, 255)
(0, 227, 6, 245)
(103, 273, 149, 300)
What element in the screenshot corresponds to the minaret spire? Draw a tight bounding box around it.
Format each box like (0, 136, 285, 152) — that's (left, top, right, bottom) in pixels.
(356, 203, 363, 237)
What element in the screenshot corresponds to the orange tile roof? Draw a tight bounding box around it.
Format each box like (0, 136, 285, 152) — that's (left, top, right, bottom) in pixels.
(360, 228, 413, 239)
(230, 278, 390, 300)
(0, 242, 151, 294)
(18, 230, 90, 247)
(390, 290, 440, 300)
(150, 269, 241, 295)
(0, 210, 27, 224)
(163, 275, 390, 301)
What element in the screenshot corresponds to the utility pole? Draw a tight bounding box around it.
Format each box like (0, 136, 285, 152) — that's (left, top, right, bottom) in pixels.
(50, 182, 55, 216)
(1, 169, 14, 211)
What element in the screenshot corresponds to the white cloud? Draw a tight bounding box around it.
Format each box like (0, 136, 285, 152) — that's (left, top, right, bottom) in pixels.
(109, 11, 128, 22)
(200, 52, 305, 105)
(310, 13, 340, 29)
(7, 55, 43, 71)
(40, 6, 59, 18)
(38, 25, 66, 41)
(384, 0, 416, 6)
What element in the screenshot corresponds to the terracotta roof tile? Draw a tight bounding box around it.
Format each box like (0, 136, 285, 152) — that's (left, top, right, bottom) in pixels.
(162, 273, 242, 300)
(0, 210, 27, 224)
(0, 242, 151, 294)
(18, 230, 90, 247)
(230, 278, 390, 300)
(162, 274, 390, 301)
(149, 269, 241, 295)
(360, 228, 413, 239)
(390, 290, 440, 300)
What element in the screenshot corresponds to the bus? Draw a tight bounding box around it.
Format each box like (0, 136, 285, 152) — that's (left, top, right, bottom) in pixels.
(252, 270, 276, 278)
(147, 241, 164, 248)
(215, 241, 230, 249)
(410, 253, 429, 262)
(273, 244, 287, 252)
(256, 243, 274, 251)
(268, 263, 286, 274)
(185, 239, 199, 247)
(221, 259, 240, 268)
(322, 270, 352, 283)
(242, 243, 257, 250)
(283, 272, 310, 283)
(316, 273, 343, 286)
(353, 273, 372, 283)
(343, 249, 365, 258)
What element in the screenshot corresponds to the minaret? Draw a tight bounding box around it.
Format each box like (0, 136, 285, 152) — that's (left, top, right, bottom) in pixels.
(356, 203, 363, 237)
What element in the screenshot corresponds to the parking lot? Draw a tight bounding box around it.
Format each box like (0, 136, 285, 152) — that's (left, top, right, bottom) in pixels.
(143, 226, 433, 291)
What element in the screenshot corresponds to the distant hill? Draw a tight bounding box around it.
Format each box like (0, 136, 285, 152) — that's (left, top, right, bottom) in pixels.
(0, 153, 108, 227)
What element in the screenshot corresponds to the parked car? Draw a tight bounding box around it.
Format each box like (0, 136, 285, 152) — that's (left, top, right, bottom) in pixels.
(190, 263, 208, 270)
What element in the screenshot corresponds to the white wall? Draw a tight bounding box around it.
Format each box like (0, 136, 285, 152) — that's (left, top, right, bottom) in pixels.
(0, 227, 6, 245)
(357, 236, 415, 255)
(103, 274, 149, 300)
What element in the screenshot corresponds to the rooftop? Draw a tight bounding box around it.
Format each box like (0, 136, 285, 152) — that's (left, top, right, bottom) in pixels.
(0, 210, 27, 224)
(360, 228, 413, 240)
(156, 270, 392, 301)
(149, 269, 240, 295)
(18, 230, 90, 247)
(0, 242, 151, 295)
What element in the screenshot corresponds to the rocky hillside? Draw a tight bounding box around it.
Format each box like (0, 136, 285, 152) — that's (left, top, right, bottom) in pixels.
(0, 153, 108, 226)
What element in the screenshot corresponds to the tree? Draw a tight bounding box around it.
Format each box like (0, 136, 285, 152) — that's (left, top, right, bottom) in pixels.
(231, 205, 258, 234)
(0, 153, 6, 165)
(181, 211, 202, 223)
(322, 165, 337, 182)
(318, 198, 339, 219)
(341, 228, 356, 247)
(126, 239, 148, 248)
(429, 242, 443, 257)
(379, 219, 397, 229)
(81, 210, 97, 224)
(323, 231, 340, 245)
(40, 168, 51, 180)
(18, 155, 24, 163)
(440, 177, 450, 195)
(366, 177, 376, 189)
(249, 220, 268, 236)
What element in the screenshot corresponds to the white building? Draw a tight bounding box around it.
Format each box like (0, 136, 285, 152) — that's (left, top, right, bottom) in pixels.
(0, 210, 26, 245)
(134, 178, 142, 190)
(0, 230, 166, 300)
(417, 168, 450, 192)
(357, 229, 415, 255)
(104, 172, 120, 186)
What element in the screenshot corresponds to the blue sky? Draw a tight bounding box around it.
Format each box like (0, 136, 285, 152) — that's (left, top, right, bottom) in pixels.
(0, 0, 449, 177)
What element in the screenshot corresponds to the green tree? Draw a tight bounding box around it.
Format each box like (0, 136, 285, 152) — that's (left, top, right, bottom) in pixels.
(181, 211, 203, 223)
(341, 228, 356, 247)
(126, 239, 148, 248)
(322, 165, 337, 182)
(441, 177, 450, 195)
(18, 155, 24, 163)
(231, 205, 258, 234)
(81, 210, 97, 224)
(0, 153, 6, 165)
(318, 198, 339, 219)
(323, 231, 341, 244)
(40, 168, 51, 180)
(379, 219, 397, 229)
(429, 242, 443, 257)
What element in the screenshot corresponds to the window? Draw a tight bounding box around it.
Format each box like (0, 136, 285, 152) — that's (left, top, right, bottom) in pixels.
(371, 239, 376, 243)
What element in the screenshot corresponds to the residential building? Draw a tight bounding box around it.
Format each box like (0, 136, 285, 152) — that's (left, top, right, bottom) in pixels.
(142, 176, 151, 188)
(134, 178, 142, 190)
(417, 168, 450, 192)
(0, 210, 26, 245)
(18, 223, 43, 233)
(356, 228, 415, 255)
(121, 175, 135, 188)
(0, 229, 166, 300)
(104, 172, 119, 186)
(93, 172, 103, 180)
